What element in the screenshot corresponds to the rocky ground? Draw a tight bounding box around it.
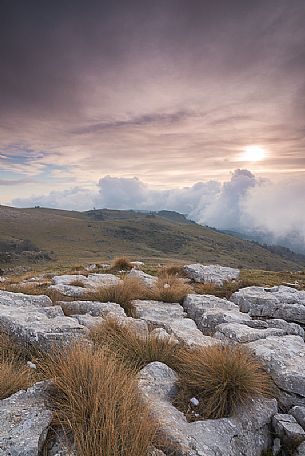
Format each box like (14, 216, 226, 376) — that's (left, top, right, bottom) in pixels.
(1, 262, 305, 455)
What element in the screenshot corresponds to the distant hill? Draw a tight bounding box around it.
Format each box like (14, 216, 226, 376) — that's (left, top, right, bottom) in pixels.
(0, 205, 305, 271)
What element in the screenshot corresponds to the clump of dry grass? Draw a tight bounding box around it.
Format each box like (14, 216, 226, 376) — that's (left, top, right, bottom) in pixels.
(151, 274, 192, 303)
(84, 276, 149, 312)
(111, 256, 133, 272)
(0, 332, 33, 399)
(194, 279, 257, 299)
(173, 344, 274, 420)
(41, 344, 158, 456)
(90, 317, 178, 371)
(159, 265, 186, 277)
(68, 279, 86, 288)
(0, 357, 32, 399)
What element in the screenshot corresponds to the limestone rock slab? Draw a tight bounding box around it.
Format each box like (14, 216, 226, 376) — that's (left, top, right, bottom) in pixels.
(0, 382, 52, 456)
(231, 286, 305, 324)
(183, 294, 251, 335)
(184, 264, 240, 285)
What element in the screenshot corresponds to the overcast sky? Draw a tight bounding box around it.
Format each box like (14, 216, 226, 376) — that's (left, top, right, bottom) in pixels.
(0, 1, 305, 245)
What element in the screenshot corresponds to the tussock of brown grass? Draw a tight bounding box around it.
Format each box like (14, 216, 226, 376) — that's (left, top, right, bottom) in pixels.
(84, 276, 149, 312)
(68, 279, 86, 288)
(111, 256, 133, 271)
(0, 358, 32, 399)
(85, 274, 192, 313)
(173, 344, 274, 420)
(151, 274, 192, 303)
(41, 344, 157, 456)
(159, 265, 186, 277)
(194, 279, 256, 299)
(0, 332, 33, 399)
(90, 318, 178, 371)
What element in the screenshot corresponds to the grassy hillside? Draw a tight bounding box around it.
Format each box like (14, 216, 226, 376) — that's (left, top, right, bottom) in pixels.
(0, 205, 304, 271)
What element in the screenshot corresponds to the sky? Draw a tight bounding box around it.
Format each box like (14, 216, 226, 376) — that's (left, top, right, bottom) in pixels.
(0, 1, 305, 248)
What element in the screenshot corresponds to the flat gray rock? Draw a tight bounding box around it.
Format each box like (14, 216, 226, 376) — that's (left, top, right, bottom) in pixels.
(0, 382, 52, 456)
(139, 362, 277, 456)
(184, 264, 240, 285)
(183, 294, 251, 335)
(0, 290, 52, 308)
(291, 406, 305, 430)
(58, 300, 126, 317)
(129, 269, 158, 287)
(0, 303, 88, 351)
(247, 335, 305, 404)
(272, 413, 305, 449)
(267, 319, 304, 338)
(50, 273, 121, 297)
(131, 300, 215, 347)
(215, 322, 285, 343)
(231, 286, 305, 324)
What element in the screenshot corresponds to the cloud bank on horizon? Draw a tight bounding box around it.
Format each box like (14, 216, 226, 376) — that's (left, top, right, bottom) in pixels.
(12, 169, 305, 251)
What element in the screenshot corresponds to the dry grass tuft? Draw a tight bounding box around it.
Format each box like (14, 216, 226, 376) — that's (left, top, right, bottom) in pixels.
(90, 317, 178, 371)
(68, 279, 86, 288)
(0, 332, 33, 399)
(159, 265, 186, 277)
(194, 279, 257, 299)
(111, 256, 133, 272)
(41, 344, 158, 456)
(84, 276, 149, 312)
(151, 274, 192, 303)
(173, 344, 274, 420)
(0, 357, 32, 400)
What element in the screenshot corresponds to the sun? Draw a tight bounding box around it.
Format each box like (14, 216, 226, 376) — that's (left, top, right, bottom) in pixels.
(241, 145, 266, 162)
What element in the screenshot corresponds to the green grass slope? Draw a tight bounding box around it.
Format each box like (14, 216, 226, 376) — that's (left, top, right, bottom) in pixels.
(0, 205, 304, 271)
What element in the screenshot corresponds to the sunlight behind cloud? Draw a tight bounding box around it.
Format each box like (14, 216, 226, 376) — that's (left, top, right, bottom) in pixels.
(240, 145, 266, 162)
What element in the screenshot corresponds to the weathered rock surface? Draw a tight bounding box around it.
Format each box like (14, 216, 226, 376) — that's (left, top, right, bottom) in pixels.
(48, 283, 88, 298)
(0, 289, 52, 307)
(272, 413, 305, 450)
(131, 300, 215, 347)
(266, 319, 304, 338)
(0, 303, 88, 350)
(49, 273, 121, 297)
(53, 274, 87, 286)
(139, 362, 277, 456)
(129, 269, 158, 287)
(295, 441, 305, 456)
(86, 273, 121, 287)
(71, 314, 106, 328)
(43, 428, 76, 456)
(291, 406, 305, 430)
(247, 335, 305, 408)
(215, 322, 285, 343)
(231, 286, 305, 324)
(59, 300, 126, 317)
(183, 294, 251, 335)
(184, 264, 240, 284)
(0, 382, 52, 456)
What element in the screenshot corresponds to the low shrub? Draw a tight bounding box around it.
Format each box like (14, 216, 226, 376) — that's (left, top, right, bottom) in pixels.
(90, 317, 178, 371)
(173, 344, 274, 420)
(41, 344, 157, 456)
